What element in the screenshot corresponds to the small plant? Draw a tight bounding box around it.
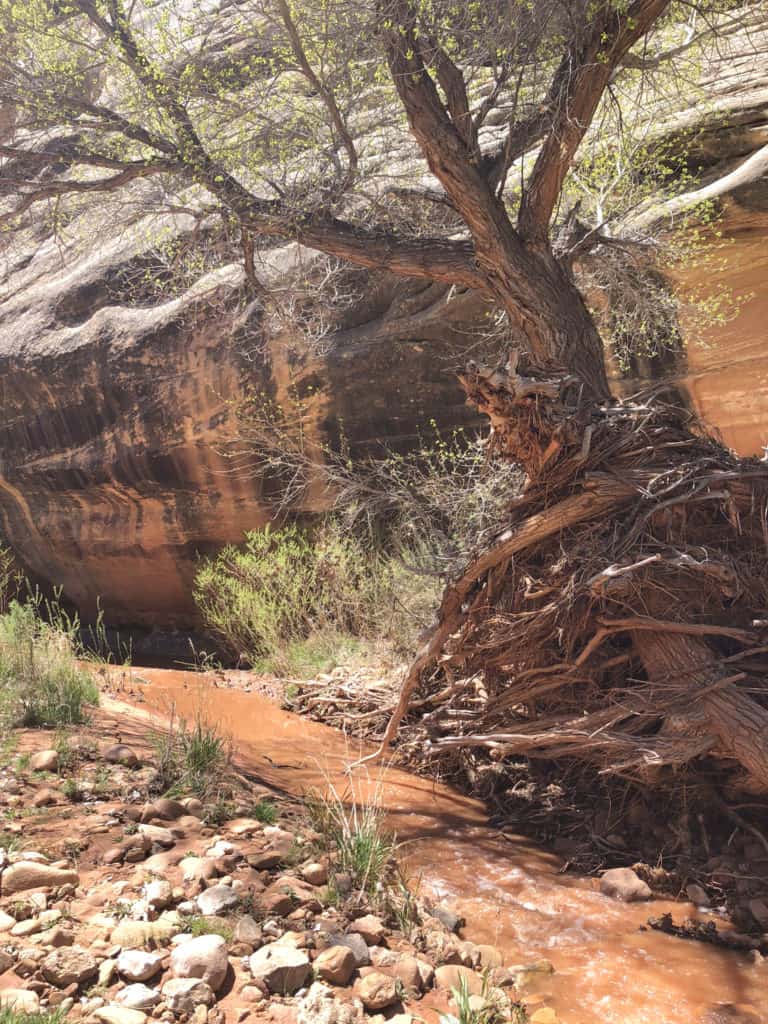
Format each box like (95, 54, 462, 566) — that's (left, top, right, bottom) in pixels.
(0, 600, 99, 730)
(53, 732, 76, 772)
(182, 916, 234, 942)
(14, 753, 30, 771)
(441, 974, 509, 1024)
(0, 1005, 65, 1024)
(152, 704, 231, 799)
(252, 798, 279, 825)
(204, 799, 235, 827)
(61, 778, 82, 803)
(305, 772, 396, 901)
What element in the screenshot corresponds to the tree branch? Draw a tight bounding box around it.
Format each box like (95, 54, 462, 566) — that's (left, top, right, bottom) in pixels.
(518, 0, 673, 242)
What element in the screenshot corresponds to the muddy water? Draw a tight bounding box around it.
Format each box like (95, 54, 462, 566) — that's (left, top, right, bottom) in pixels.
(117, 667, 764, 1024)
(682, 213, 768, 456)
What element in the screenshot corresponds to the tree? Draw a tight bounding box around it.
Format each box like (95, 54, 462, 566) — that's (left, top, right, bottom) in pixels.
(2, 0, 768, 791)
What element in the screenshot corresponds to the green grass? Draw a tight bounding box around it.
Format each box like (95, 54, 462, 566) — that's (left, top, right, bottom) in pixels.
(0, 1006, 65, 1024)
(305, 774, 396, 899)
(252, 798, 279, 825)
(0, 601, 99, 730)
(182, 916, 234, 941)
(152, 706, 231, 799)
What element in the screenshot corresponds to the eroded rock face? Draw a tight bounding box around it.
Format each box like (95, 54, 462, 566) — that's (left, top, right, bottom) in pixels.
(0, 229, 485, 627)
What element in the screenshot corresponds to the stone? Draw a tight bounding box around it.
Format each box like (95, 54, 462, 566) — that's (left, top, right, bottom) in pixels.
(0, 950, 14, 974)
(11, 918, 41, 937)
(234, 916, 262, 948)
(99, 960, 118, 987)
(29, 749, 59, 772)
(152, 798, 187, 821)
(748, 898, 768, 929)
(138, 824, 175, 848)
(476, 945, 503, 970)
(145, 879, 174, 911)
(314, 946, 356, 986)
(181, 856, 219, 883)
(104, 745, 140, 768)
(434, 965, 484, 996)
(197, 885, 239, 917)
(356, 972, 399, 1011)
(297, 983, 361, 1024)
(117, 950, 165, 982)
(349, 915, 385, 946)
(0, 911, 15, 932)
(324, 932, 370, 968)
(32, 787, 59, 807)
(41, 946, 99, 988)
(0, 990, 41, 1013)
(111, 919, 178, 949)
(686, 884, 711, 907)
(162, 979, 216, 1015)
(392, 956, 428, 993)
(249, 945, 312, 994)
(170, 934, 229, 991)
(427, 906, 464, 933)
(1, 861, 79, 894)
(93, 1006, 149, 1024)
(599, 867, 652, 902)
(301, 863, 328, 886)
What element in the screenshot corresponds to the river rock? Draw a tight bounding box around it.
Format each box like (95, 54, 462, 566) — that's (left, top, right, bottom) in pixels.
(197, 884, 239, 916)
(249, 945, 312, 994)
(32, 787, 59, 807)
(138, 823, 175, 848)
(599, 867, 651, 902)
(117, 949, 165, 982)
(314, 946, 356, 986)
(111, 919, 178, 948)
(297, 983, 361, 1024)
(162, 978, 216, 1015)
(145, 879, 173, 911)
(170, 934, 229, 991)
(434, 965, 484, 995)
(29, 749, 59, 772)
(103, 745, 140, 768)
(1, 861, 79, 894)
(234, 916, 262, 948)
(301, 862, 328, 886)
(117, 985, 162, 1011)
(41, 946, 99, 988)
(392, 956, 431, 993)
(181, 856, 219, 883)
(93, 1006, 148, 1024)
(427, 906, 464, 933)
(152, 798, 187, 821)
(349, 915, 386, 946)
(356, 971, 399, 1011)
(0, 990, 41, 1013)
(0, 911, 15, 932)
(0, 950, 14, 974)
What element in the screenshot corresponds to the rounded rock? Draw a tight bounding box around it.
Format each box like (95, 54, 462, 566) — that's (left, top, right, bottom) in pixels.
(170, 934, 229, 992)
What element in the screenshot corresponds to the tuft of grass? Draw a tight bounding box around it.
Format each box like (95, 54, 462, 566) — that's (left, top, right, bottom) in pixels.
(251, 798, 279, 825)
(305, 773, 396, 900)
(152, 704, 231, 799)
(182, 915, 234, 941)
(0, 601, 99, 730)
(0, 1007, 65, 1024)
(441, 974, 514, 1024)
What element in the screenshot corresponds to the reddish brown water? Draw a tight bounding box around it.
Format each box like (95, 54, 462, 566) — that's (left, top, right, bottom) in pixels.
(114, 667, 766, 1024)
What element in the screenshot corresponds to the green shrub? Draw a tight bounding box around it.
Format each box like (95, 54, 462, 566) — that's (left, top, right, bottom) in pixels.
(0, 601, 99, 729)
(0, 1007, 64, 1024)
(194, 523, 400, 675)
(183, 915, 234, 941)
(252, 798, 279, 825)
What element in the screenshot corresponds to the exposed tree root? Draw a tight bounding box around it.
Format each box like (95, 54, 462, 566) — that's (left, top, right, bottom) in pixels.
(371, 360, 768, 795)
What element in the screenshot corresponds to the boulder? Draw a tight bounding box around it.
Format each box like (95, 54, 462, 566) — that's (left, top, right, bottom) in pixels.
(1, 861, 79, 894)
(314, 946, 356, 986)
(170, 934, 229, 991)
(0, 950, 14, 975)
(92, 1006, 149, 1024)
(249, 945, 312, 994)
(434, 965, 484, 995)
(599, 867, 652, 903)
(197, 885, 239, 917)
(0, 990, 41, 1013)
(152, 798, 187, 821)
(117, 985, 161, 1012)
(41, 946, 99, 988)
(145, 879, 173, 911)
(0, 911, 15, 932)
(162, 978, 216, 1015)
(32, 787, 59, 807)
(297, 983, 361, 1024)
(111, 919, 178, 949)
(117, 950, 165, 982)
(181, 856, 219, 883)
(427, 905, 464, 933)
(349, 915, 386, 946)
(323, 932, 370, 968)
(137, 824, 175, 848)
(301, 862, 328, 886)
(356, 971, 399, 1011)
(103, 745, 140, 768)
(234, 916, 262, 948)
(392, 956, 430, 994)
(29, 750, 59, 772)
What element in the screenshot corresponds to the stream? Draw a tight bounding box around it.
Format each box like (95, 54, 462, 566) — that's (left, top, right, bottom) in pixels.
(112, 667, 765, 1024)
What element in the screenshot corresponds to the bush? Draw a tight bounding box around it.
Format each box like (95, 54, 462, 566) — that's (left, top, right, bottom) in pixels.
(0, 1008, 64, 1024)
(194, 523, 406, 675)
(0, 601, 99, 729)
